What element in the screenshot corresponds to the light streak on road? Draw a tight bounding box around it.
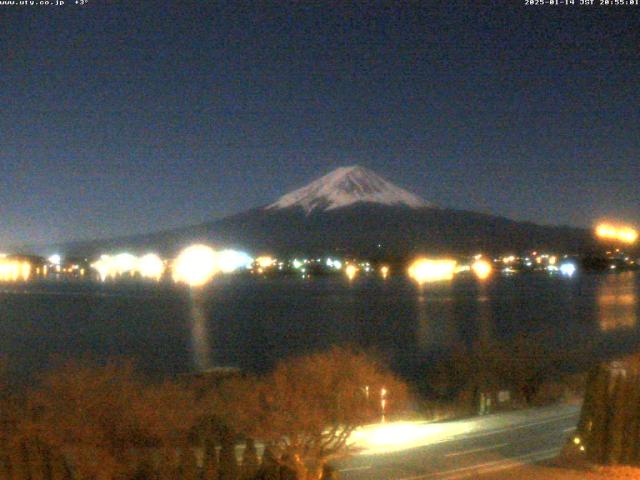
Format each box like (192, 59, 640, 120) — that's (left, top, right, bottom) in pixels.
(407, 448, 560, 480)
(339, 405, 580, 479)
(349, 421, 474, 455)
(444, 442, 508, 458)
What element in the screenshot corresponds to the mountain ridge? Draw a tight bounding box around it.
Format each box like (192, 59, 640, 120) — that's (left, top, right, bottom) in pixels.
(26, 166, 595, 258)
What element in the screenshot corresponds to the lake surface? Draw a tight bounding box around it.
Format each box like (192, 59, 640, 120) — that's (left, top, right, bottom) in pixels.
(1, 272, 639, 385)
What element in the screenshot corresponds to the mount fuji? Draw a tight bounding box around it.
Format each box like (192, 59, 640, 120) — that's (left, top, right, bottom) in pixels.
(46, 166, 592, 258)
(267, 166, 431, 213)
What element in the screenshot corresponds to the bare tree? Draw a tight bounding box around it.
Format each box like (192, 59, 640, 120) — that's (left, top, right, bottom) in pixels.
(251, 347, 409, 480)
(23, 360, 200, 480)
(4, 348, 409, 480)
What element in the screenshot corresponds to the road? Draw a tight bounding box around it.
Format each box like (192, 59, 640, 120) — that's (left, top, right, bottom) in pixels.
(337, 404, 580, 480)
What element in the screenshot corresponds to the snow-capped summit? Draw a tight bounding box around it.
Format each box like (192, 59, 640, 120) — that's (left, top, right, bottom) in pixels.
(267, 165, 432, 214)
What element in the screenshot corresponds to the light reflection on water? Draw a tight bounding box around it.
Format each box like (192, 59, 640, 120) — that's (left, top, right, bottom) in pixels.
(189, 290, 212, 371)
(597, 272, 638, 332)
(415, 288, 456, 350)
(476, 287, 493, 348)
(168, 273, 638, 376)
(1, 272, 639, 380)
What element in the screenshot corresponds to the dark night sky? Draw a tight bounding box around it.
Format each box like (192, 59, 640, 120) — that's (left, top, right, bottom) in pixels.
(1, 1, 639, 247)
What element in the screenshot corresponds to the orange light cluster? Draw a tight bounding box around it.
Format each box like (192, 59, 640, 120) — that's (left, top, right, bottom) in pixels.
(345, 264, 359, 281)
(0, 259, 31, 282)
(380, 265, 390, 279)
(408, 258, 457, 285)
(92, 253, 165, 281)
(172, 245, 219, 287)
(255, 256, 276, 269)
(596, 223, 638, 244)
(471, 259, 492, 280)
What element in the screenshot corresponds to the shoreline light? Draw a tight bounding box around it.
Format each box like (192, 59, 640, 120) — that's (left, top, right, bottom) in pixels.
(255, 256, 276, 270)
(92, 252, 165, 281)
(380, 265, 390, 279)
(91, 247, 252, 283)
(560, 262, 577, 277)
(91, 255, 114, 281)
(0, 259, 31, 282)
(138, 253, 165, 280)
(408, 258, 457, 285)
(471, 259, 492, 280)
(217, 249, 253, 273)
(596, 223, 638, 244)
(345, 264, 359, 281)
(172, 245, 219, 287)
(113, 253, 137, 276)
